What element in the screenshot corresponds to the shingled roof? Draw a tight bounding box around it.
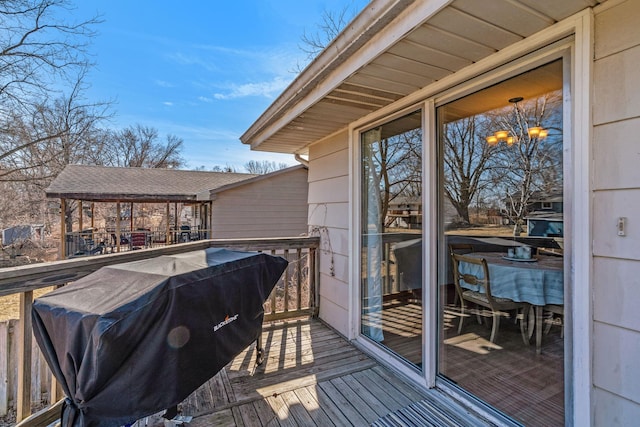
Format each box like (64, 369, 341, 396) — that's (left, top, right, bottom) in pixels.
(45, 164, 259, 202)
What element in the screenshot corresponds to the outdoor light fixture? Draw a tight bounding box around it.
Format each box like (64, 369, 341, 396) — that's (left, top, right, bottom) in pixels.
(485, 96, 548, 146)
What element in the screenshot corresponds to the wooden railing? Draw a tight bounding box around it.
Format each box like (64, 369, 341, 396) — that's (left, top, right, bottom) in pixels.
(0, 236, 319, 425)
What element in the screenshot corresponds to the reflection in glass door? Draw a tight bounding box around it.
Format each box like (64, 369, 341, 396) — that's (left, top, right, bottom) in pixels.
(437, 60, 565, 425)
(360, 110, 423, 368)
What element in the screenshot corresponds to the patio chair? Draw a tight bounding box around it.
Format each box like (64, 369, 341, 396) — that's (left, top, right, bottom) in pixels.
(179, 225, 191, 242)
(130, 232, 147, 249)
(451, 253, 529, 344)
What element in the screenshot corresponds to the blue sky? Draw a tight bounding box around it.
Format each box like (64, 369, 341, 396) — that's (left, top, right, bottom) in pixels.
(73, 1, 368, 170)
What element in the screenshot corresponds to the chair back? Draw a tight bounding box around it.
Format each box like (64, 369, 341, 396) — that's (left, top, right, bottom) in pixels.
(452, 253, 498, 307)
(448, 243, 473, 255)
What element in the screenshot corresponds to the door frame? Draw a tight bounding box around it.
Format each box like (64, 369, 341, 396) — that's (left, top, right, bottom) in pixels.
(349, 9, 593, 425)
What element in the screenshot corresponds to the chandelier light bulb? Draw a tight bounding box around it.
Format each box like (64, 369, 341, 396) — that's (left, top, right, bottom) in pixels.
(494, 130, 508, 140)
(486, 135, 498, 146)
(528, 126, 542, 137)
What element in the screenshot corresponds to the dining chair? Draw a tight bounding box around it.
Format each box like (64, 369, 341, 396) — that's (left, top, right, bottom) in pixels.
(448, 243, 474, 306)
(448, 243, 474, 254)
(544, 304, 564, 337)
(451, 253, 529, 344)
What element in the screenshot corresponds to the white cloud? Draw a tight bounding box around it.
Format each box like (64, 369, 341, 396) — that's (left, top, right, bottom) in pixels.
(163, 101, 174, 106)
(213, 76, 292, 100)
(154, 79, 174, 88)
(166, 52, 220, 72)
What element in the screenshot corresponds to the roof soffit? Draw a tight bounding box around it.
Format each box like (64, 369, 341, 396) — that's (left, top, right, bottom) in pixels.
(242, 0, 604, 154)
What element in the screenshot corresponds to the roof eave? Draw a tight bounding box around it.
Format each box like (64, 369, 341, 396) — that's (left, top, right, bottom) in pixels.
(45, 192, 202, 203)
(240, 0, 438, 151)
(208, 164, 307, 196)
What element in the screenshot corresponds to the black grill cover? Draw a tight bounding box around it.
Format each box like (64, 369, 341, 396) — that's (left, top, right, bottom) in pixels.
(32, 248, 288, 427)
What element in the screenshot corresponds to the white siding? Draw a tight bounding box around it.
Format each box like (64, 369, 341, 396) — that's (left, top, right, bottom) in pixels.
(211, 167, 308, 238)
(308, 130, 351, 337)
(592, 0, 640, 421)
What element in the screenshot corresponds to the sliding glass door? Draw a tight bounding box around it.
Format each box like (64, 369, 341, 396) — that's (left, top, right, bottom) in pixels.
(360, 109, 423, 368)
(437, 60, 565, 426)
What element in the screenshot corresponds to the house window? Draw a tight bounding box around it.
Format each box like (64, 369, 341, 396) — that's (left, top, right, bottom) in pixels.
(436, 60, 565, 425)
(360, 110, 423, 369)
(542, 201, 553, 209)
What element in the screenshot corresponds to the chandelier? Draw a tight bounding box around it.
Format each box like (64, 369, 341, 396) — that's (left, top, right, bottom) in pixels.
(485, 97, 548, 146)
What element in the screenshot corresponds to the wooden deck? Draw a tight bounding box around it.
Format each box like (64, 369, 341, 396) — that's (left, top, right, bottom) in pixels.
(138, 318, 495, 427)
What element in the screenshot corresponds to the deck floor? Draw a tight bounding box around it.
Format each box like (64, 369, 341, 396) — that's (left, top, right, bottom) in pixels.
(138, 318, 494, 427)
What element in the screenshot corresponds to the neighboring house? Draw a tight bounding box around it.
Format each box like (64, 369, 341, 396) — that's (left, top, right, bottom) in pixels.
(207, 165, 308, 239)
(240, 1, 637, 425)
(528, 192, 564, 214)
(502, 191, 564, 235)
(46, 164, 307, 256)
(524, 192, 564, 237)
(386, 196, 422, 229)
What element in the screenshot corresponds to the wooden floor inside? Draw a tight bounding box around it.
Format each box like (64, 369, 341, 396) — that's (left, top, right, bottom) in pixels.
(441, 303, 564, 427)
(138, 318, 496, 427)
(376, 297, 564, 427)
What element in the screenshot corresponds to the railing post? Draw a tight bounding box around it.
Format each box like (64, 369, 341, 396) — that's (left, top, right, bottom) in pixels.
(310, 247, 319, 317)
(50, 284, 65, 405)
(269, 250, 277, 315)
(60, 199, 66, 259)
(283, 249, 290, 312)
(50, 373, 64, 405)
(296, 248, 302, 310)
(0, 320, 8, 415)
(17, 291, 33, 422)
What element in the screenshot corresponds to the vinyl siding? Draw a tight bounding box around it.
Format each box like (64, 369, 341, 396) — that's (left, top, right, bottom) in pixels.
(308, 130, 351, 337)
(211, 167, 308, 239)
(592, 1, 640, 423)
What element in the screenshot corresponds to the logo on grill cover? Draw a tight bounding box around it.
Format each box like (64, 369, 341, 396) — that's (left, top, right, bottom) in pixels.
(214, 314, 239, 332)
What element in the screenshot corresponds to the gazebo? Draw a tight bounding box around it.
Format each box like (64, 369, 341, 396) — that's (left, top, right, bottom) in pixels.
(46, 164, 258, 258)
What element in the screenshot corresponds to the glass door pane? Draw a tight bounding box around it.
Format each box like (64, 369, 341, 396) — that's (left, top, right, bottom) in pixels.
(360, 110, 423, 368)
(437, 60, 565, 425)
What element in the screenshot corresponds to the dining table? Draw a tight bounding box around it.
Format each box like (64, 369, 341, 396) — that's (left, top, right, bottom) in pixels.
(457, 251, 564, 353)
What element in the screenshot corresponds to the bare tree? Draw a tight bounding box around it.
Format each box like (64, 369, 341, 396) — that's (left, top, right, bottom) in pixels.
(363, 111, 422, 229)
(210, 164, 238, 173)
(244, 160, 289, 174)
(487, 92, 563, 235)
(294, 2, 360, 72)
(0, 0, 102, 185)
(0, 71, 111, 231)
(104, 124, 185, 169)
(299, 6, 350, 57)
(442, 116, 494, 224)
(0, 0, 100, 115)
(0, 70, 111, 180)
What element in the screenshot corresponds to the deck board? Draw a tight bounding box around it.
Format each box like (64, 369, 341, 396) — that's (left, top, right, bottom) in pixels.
(351, 369, 412, 409)
(317, 380, 371, 426)
(292, 386, 336, 426)
(138, 318, 496, 426)
(340, 373, 393, 417)
(280, 390, 318, 426)
(330, 376, 386, 421)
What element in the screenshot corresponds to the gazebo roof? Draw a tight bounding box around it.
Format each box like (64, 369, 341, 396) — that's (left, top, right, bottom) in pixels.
(45, 164, 259, 202)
